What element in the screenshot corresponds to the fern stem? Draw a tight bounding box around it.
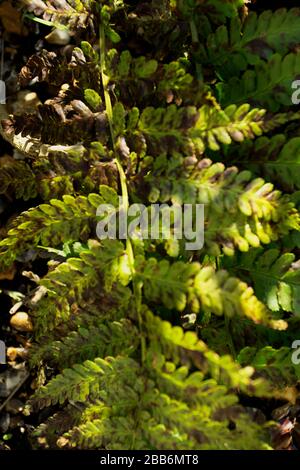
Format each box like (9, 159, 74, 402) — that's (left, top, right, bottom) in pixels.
(99, 23, 115, 152)
(99, 20, 146, 364)
(189, 19, 203, 83)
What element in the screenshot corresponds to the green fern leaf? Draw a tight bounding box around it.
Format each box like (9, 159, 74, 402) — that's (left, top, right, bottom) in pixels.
(200, 9, 300, 79)
(225, 248, 300, 315)
(218, 53, 300, 111)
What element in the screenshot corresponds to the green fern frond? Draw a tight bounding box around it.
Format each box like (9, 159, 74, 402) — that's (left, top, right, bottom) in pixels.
(5, 0, 300, 452)
(218, 53, 300, 111)
(238, 346, 300, 387)
(137, 258, 287, 329)
(0, 158, 37, 200)
(0, 188, 117, 269)
(200, 9, 300, 79)
(30, 356, 129, 409)
(143, 309, 279, 393)
(147, 158, 300, 255)
(225, 248, 300, 315)
(30, 329, 271, 449)
(134, 103, 265, 155)
(228, 136, 300, 192)
(29, 238, 127, 335)
(29, 319, 138, 368)
(175, 0, 246, 23)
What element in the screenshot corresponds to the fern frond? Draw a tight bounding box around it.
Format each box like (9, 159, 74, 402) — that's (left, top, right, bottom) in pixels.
(8, 0, 300, 452)
(30, 356, 140, 409)
(200, 9, 300, 79)
(31, 332, 271, 449)
(32, 404, 82, 449)
(238, 346, 300, 387)
(134, 103, 265, 155)
(225, 248, 300, 315)
(218, 53, 300, 111)
(21, 0, 96, 33)
(29, 238, 127, 335)
(29, 319, 138, 368)
(175, 0, 246, 23)
(0, 189, 116, 269)
(0, 157, 37, 200)
(65, 399, 271, 450)
(144, 309, 278, 393)
(229, 136, 300, 192)
(147, 158, 300, 255)
(137, 258, 286, 329)
(106, 50, 197, 105)
(269, 137, 300, 190)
